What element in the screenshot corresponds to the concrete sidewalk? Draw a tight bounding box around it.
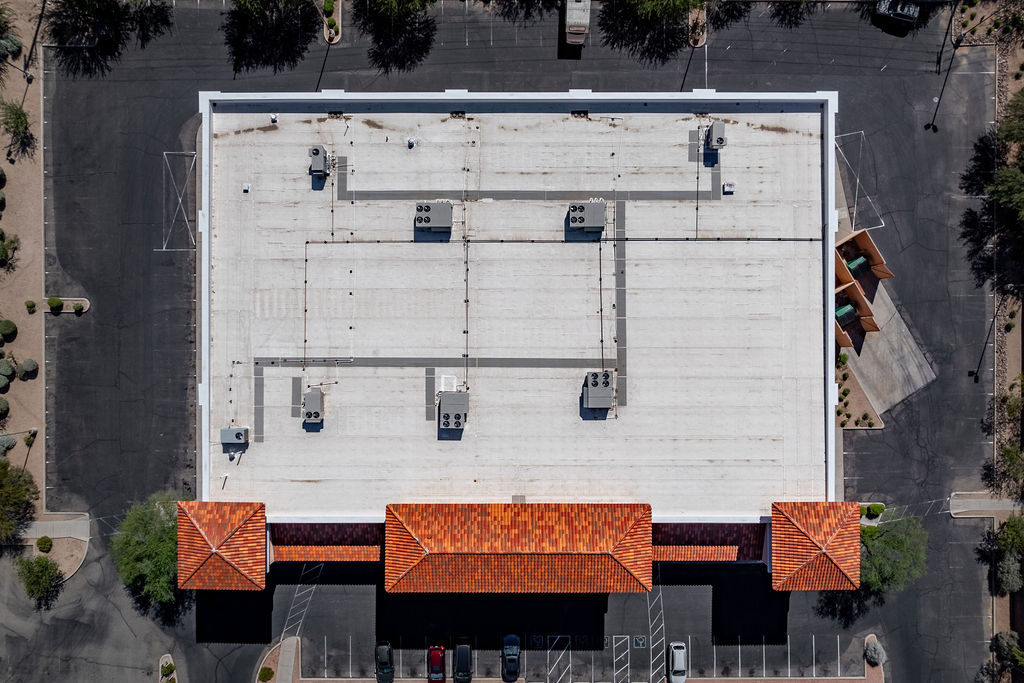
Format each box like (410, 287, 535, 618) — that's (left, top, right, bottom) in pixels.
(23, 516, 90, 541)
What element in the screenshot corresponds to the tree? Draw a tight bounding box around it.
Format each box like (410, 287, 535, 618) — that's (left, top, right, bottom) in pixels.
(222, 0, 320, 75)
(997, 552, 1024, 594)
(0, 101, 33, 160)
(44, 0, 172, 78)
(0, 459, 37, 543)
(992, 631, 1024, 672)
(860, 516, 928, 593)
(17, 358, 37, 379)
(16, 555, 63, 608)
(998, 513, 1024, 556)
(109, 490, 180, 607)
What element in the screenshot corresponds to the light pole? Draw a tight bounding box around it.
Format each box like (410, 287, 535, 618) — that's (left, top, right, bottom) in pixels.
(924, 32, 964, 132)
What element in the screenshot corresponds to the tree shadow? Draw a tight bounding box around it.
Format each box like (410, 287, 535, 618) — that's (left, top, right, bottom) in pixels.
(707, 0, 752, 31)
(125, 583, 195, 626)
(45, 0, 172, 78)
(351, 1, 436, 75)
(598, 0, 689, 67)
(767, 0, 818, 29)
(481, 0, 560, 25)
(814, 586, 885, 628)
(221, 0, 320, 75)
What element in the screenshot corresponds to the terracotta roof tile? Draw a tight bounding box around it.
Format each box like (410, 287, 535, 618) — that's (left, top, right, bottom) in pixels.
(770, 501, 860, 591)
(274, 545, 381, 562)
(385, 503, 652, 593)
(177, 501, 266, 591)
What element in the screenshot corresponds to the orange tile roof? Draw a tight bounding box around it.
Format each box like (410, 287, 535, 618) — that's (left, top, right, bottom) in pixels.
(177, 501, 266, 591)
(385, 503, 652, 593)
(770, 501, 860, 591)
(654, 545, 739, 562)
(274, 545, 381, 562)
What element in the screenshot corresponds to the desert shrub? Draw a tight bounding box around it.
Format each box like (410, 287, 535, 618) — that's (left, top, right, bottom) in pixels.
(0, 360, 14, 379)
(258, 666, 275, 682)
(18, 358, 37, 379)
(324, 0, 334, 14)
(0, 434, 14, 453)
(992, 631, 1022, 665)
(997, 553, 1024, 594)
(46, 296, 62, 310)
(867, 503, 885, 518)
(864, 639, 887, 667)
(0, 376, 9, 393)
(0, 396, 9, 420)
(161, 662, 175, 676)
(859, 505, 867, 517)
(327, 16, 337, 29)
(72, 302, 83, 314)
(36, 536, 52, 553)
(0, 319, 16, 341)
(24, 300, 34, 314)
(23, 432, 33, 447)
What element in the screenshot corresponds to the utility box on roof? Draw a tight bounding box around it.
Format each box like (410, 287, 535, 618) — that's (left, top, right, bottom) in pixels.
(583, 370, 615, 409)
(707, 121, 727, 150)
(438, 391, 469, 430)
(303, 388, 324, 424)
(309, 145, 329, 176)
(415, 202, 453, 233)
(220, 426, 250, 444)
(567, 202, 605, 233)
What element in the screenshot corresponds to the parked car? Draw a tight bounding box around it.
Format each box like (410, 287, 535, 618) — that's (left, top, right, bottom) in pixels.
(873, 0, 920, 24)
(667, 642, 687, 683)
(454, 643, 472, 683)
(376, 642, 395, 683)
(501, 635, 521, 683)
(428, 646, 446, 683)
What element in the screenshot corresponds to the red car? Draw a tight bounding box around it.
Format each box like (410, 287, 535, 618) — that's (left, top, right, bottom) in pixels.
(428, 646, 446, 683)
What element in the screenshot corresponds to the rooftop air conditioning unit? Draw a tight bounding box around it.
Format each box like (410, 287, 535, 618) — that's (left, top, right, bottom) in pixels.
(416, 202, 454, 233)
(302, 388, 324, 425)
(438, 391, 469, 431)
(582, 370, 615, 409)
(707, 121, 727, 150)
(309, 145, 330, 176)
(220, 426, 250, 444)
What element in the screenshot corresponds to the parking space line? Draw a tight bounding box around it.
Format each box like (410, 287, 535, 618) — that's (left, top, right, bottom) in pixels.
(612, 635, 629, 683)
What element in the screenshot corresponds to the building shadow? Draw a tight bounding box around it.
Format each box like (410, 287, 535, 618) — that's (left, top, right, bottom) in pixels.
(195, 588, 275, 643)
(376, 591, 608, 647)
(270, 561, 382, 586)
(656, 564, 789, 643)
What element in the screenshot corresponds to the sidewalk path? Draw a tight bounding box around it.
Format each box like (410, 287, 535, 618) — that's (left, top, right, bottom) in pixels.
(951, 492, 1021, 517)
(23, 517, 90, 541)
(278, 637, 297, 683)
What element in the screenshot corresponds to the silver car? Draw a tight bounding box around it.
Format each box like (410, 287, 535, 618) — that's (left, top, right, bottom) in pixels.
(667, 642, 687, 683)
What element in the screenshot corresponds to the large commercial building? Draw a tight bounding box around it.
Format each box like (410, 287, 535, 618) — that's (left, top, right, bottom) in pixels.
(180, 91, 859, 595)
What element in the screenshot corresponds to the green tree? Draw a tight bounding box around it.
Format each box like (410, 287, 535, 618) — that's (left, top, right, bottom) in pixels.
(0, 100, 32, 159)
(999, 513, 1024, 555)
(109, 490, 179, 606)
(0, 459, 38, 543)
(860, 516, 928, 593)
(993, 631, 1024, 672)
(16, 555, 63, 608)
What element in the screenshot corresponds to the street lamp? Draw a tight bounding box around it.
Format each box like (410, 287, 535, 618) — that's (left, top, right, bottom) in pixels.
(924, 33, 964, 132)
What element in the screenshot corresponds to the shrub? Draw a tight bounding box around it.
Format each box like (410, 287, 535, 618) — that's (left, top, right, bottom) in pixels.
(23, 432, 33, 447)
(161, 662, 175, 676)
(962, 19, 969, 27)
(46, 296, 62, 310)
(0, 360, 13, 379)
(258, 666, 275, 682)
(24, 300, 34, 314)
(868, 420, 875, 428)
(0, 166, 6, 189)
(840, 419, 847, 427)
(860, 505, 867, 517)
(971, 26, 978, 33)
(995, 18, 1002, 27)
(970, 10, 976, 18)
(327, 16, 337, 29)
(867, 503, 885, 518)
(842, 371, 849, 380)
(836, 408, 843, 417)
(323, 0, 334, 14)
(0, 434, 14, 453)
(72, 302, 83, 314)
(0, 376, 9, 393)
(992, 631, 1022, 664)
(864, 639, 887, 667)
(15, 555, 63, 606)
(862, 412, 870, 421)
(17, 358, 36, 379)
(1008, 321, 1017, 333)
(997, 554, 1024, 594)
(843, 400, 849, 408)
(0, 319, 16, 341)
(837, 353, 848, 366)
(841, 388, 850, 397)
(0, 396, 10, 420)
(36, 536, 52, 553)
(855, 418, 861, 426)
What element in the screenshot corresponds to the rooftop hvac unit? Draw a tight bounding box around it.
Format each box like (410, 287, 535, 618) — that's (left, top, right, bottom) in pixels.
(219, 426, 250, 444)
(415, 201, 454, 233)
(302, 388, 324, 425)
(707, 121, 727, 150)
(438, 391, 469, 430)
(309, 145, 330, 176)
(582, 370, 615, 409)
(568, 202, 606, 233)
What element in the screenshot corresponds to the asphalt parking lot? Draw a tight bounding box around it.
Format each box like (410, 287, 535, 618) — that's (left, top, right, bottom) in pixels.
(17, 2, 995, 682)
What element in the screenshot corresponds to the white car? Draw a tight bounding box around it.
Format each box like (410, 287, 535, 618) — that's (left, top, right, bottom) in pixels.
(667, 642, 687, 683)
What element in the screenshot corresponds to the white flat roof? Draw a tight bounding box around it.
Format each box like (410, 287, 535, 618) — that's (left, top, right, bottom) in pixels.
(198, 91, 838, 522)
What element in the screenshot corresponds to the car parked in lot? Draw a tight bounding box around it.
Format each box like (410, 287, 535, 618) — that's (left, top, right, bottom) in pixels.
(428, 646, 446, 683)
(667, 642, 687, 683)
(376, 642, 395, 683)
(454, 643, 472, 683)
(873, 0, 920, 24)
(501, 635, 521, 683)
